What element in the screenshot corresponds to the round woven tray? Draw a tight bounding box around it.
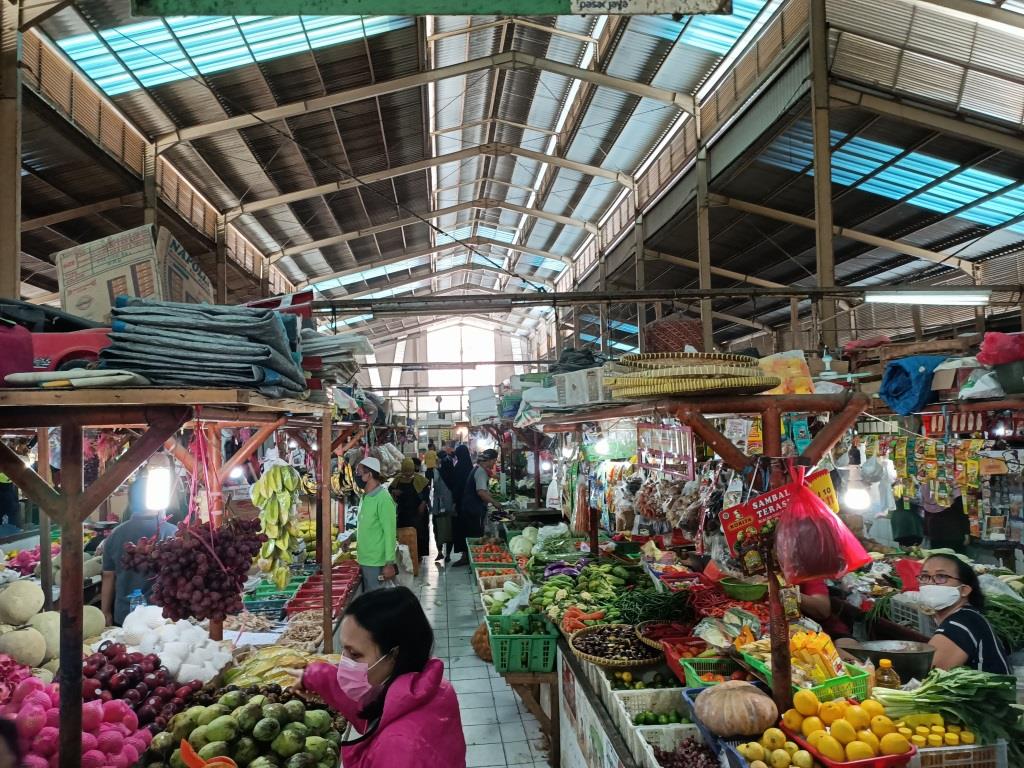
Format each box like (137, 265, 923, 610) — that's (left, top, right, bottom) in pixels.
(610, 375, 780, 399)
(618, 352, 758, 369)
(605, 364, 769, 382)
(569, 624, 662, 668)
(634, 620, 681, 651)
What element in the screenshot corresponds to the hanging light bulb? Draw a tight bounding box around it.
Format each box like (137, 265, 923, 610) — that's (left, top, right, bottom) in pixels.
(561, 445, 574, 459)
(843, 486, 871, 511)
(541, 461, 552, 471)
(229, 466, 245, 480)
(288, 439, 298, 448)
(144, 454, 173, 511)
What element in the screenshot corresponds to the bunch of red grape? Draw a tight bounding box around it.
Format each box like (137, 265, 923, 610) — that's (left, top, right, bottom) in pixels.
(123, 518, 265, 622)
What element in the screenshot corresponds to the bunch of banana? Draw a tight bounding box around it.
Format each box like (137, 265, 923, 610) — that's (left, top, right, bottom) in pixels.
(300, 473, 318, 495)
(250, 464, 301, 589)
(330, 463, 360, 498)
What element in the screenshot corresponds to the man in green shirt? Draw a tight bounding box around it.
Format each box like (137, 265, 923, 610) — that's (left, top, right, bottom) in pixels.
(354, 457, 398, 592)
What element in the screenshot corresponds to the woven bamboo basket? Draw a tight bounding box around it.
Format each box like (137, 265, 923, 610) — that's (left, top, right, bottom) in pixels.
(610, 375, 780, 399)
(618, 352, 758, 369)
(605, 364, 769, 382)
(569, 624, 663, 668)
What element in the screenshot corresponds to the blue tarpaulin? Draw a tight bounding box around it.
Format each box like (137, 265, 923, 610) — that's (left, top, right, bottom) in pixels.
(879, 355, 948, 415)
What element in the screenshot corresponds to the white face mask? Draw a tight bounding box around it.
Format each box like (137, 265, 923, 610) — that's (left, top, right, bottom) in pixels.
(919, 584, 963, 614)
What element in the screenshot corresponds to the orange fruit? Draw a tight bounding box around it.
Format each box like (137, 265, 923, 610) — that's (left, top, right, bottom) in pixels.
(801, 716, 824, 739)
(793, 689, 820, 717)
(845, 705, 870, 730)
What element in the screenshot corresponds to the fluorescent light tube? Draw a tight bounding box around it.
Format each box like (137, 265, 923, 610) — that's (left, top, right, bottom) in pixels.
(863, 290, 990, 306)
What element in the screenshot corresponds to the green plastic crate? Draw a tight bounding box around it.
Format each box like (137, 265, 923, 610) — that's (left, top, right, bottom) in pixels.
(741, 653, 869, 701)
(486, 614, 558, 673)
(467, 540, 516, 569)
(679, 657, 742, 688)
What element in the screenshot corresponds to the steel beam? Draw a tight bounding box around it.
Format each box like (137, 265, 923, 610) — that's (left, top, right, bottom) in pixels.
(18, 0, 73, 30)
(156, 50, 693, 151)
(918, 0, 1024, 30)
(811, 0, 837, 350)
(342, 265, 552, 299)
(1, 1, 20, 299)
(696, 147, 713, 350)
(231, 143, 630, 218)
(830, 85, 1024, 159)
(648, 250, 784, 289)
(710, 194, 975, 274)
(21, 194, 142, 231)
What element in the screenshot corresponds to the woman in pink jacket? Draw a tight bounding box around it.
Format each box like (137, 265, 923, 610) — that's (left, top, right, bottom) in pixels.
(301, 586, 467, 768)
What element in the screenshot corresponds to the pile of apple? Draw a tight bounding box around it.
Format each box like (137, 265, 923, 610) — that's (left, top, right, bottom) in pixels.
(83, 640, 202, 731)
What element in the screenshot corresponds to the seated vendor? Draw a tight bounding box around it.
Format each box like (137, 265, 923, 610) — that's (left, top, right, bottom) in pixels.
(800, 579, 851, 638)
(919, 554, 1010, 674)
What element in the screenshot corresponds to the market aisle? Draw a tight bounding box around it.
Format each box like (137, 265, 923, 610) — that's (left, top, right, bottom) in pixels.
(414, 557, 551, 768)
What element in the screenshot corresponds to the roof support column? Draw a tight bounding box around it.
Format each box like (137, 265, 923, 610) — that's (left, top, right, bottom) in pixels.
(143, 144, 158, 228)
(215, 215, 228, 304)
(635, 217, 647, 352)
(811, 0, 838, 351)
(599, 303, 609, 356)
(0, 2, 21, 299)
(696, 146, 714, 352)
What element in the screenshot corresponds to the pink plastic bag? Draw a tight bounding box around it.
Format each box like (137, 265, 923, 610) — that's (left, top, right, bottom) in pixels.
(775, 467, 871, 583)
(977, 332, 1024, 366)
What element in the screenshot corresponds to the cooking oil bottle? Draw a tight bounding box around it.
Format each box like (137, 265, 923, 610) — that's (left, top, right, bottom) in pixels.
(875, 658, 902, 689)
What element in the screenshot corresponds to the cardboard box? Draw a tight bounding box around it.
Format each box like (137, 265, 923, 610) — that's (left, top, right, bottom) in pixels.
(807, 357, 850, 376)
(930, 366, 978, 395)
(56, 225, 214, 322)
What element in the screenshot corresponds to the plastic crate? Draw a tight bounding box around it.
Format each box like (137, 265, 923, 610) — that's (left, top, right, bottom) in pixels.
(485, 614, 558, 673)
(478, 572, 524, 592)
(682, 683, 771, 758)
(598, 665, 681, 718)
(611, 688, 691, 764)
(661, 639, 710, 685)
(636, 723, 703, 768)
(995, 361, 1024, 395)
(679, 657, 743, 688)
(781, 723, 916, 768)
(554, 368, 608, 407)
(908, 740, 1007, 768)
(890, 599, 937, 635)
(742, 653, 870, 702)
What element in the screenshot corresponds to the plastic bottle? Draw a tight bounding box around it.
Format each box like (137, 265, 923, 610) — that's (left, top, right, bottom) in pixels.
(128, 589, 146, 613)
(863, 658, 876, 692)
(875, 658, 902, 689)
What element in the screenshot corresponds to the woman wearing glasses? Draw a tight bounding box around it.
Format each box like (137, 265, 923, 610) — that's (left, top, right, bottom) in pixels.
(919, 554, 1011, 674)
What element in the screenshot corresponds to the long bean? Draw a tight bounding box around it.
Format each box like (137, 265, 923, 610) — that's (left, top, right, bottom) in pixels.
(615, 590, 688, 624)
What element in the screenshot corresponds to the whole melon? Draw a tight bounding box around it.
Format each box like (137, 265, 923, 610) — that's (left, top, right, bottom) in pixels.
(0, 627, 46, 667)
(28, 612, 60, 662)
(0, 581, 45, 625)
(83, 606, 105, 639)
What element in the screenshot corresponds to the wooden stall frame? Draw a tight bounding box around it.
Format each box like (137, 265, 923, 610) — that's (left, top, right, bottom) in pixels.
(0, 388, 344, 768)
(537, 392, 868, 711)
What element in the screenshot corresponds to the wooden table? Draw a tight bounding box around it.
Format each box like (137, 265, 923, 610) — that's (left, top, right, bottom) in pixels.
(504, 671, 560, 767)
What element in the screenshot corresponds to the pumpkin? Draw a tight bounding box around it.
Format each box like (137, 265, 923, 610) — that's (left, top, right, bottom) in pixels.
(694, 680, 779, 737)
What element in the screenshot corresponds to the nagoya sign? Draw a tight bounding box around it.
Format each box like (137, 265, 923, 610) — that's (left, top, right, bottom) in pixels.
(133, 0, 731, 16)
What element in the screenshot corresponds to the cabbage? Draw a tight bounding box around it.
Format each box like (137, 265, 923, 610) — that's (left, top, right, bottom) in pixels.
(509, 535, 533, 556)
(503, 581, 521, 597)
(522, 526, 539, 543)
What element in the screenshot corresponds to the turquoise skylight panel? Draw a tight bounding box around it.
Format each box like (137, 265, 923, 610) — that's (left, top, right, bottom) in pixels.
(58, 15, 413, 96)
(761, 119, 1024, 235)
(634, 0, 767, 54)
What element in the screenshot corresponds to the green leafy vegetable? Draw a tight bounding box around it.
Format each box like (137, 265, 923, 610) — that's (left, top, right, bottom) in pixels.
(984, 595, 1024, 651)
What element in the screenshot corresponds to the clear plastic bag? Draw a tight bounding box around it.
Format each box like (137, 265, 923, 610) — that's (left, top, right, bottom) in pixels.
(775, 467, 871, 583)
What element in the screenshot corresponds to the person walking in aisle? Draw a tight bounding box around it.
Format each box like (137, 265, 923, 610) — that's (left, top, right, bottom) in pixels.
(300, 586, 466, 768)
(423, 441, 438, 482)
(352, 457, 398, 593)
(452, 448, 501, 568)
(392, 458, 430, 566)
(450, 444, 474, 564)
(431, 449, 456, 563)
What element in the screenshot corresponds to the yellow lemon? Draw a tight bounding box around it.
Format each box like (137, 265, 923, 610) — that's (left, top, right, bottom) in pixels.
(742, 742, 766, 762)
(770, 749, 791, 768)
(816, 735, 846, 763)
(871, 715, 896, 737)
(860, 699, 885, 719)
(818, 701, 844, 726)
(800, 716, 824, 740)
(830, 719, 858, 746)
(784, 742, 799, 756)
(791, 750, 813, 768)
(793, 689, 820, 717)
(762, 728, 787, 752)
(782, 708, 804, 732)
(857, 730, 881, 755)
(750, 762, 769, 768)
(845, 741, 876, 761)
(880, 732, 912, 755)
(845, 705, 871, 731)
(807, 731, 828, 750)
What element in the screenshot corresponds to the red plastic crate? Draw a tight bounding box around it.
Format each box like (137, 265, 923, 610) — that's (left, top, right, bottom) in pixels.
(780, 725, 916, 768)
(661, 639, 708, 686)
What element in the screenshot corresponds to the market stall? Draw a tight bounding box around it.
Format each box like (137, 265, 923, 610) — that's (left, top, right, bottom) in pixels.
(0, 387, 354, 768)
(468, 376, 1024, 768)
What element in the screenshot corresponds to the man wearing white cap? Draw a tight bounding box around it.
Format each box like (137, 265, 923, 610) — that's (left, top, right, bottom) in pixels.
(354, 457, 398, 592)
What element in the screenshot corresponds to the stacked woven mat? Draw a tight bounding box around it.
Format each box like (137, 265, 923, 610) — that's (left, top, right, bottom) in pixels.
(603, 352, 780, 399)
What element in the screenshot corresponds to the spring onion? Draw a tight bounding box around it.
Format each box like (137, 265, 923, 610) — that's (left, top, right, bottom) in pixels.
(870, 668, 1024, 765)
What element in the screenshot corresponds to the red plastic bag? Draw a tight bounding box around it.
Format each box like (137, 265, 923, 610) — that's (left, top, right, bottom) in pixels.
(894, 557, 923, 592)
(775, 466, 871, 584)
(977, 332, 1024, 366)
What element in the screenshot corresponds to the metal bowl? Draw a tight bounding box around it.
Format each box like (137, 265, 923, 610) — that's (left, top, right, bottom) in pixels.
(845, 640, 935, 682)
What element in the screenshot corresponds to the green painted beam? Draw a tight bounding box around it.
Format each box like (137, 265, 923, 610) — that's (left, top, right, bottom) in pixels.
(133, 0, 729, 16)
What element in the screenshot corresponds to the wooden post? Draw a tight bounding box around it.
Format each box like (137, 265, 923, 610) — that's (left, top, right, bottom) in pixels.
(37, 429, 52, 611)
(760, 411, 792, 711)
(58, 423, 84, 768)
(320, 411, 334, 653)
(588, 507, 599, 559)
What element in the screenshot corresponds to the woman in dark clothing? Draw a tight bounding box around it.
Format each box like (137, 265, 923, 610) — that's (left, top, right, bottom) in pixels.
(450, 445, 473, 561)
(391, 459, 430, 563)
